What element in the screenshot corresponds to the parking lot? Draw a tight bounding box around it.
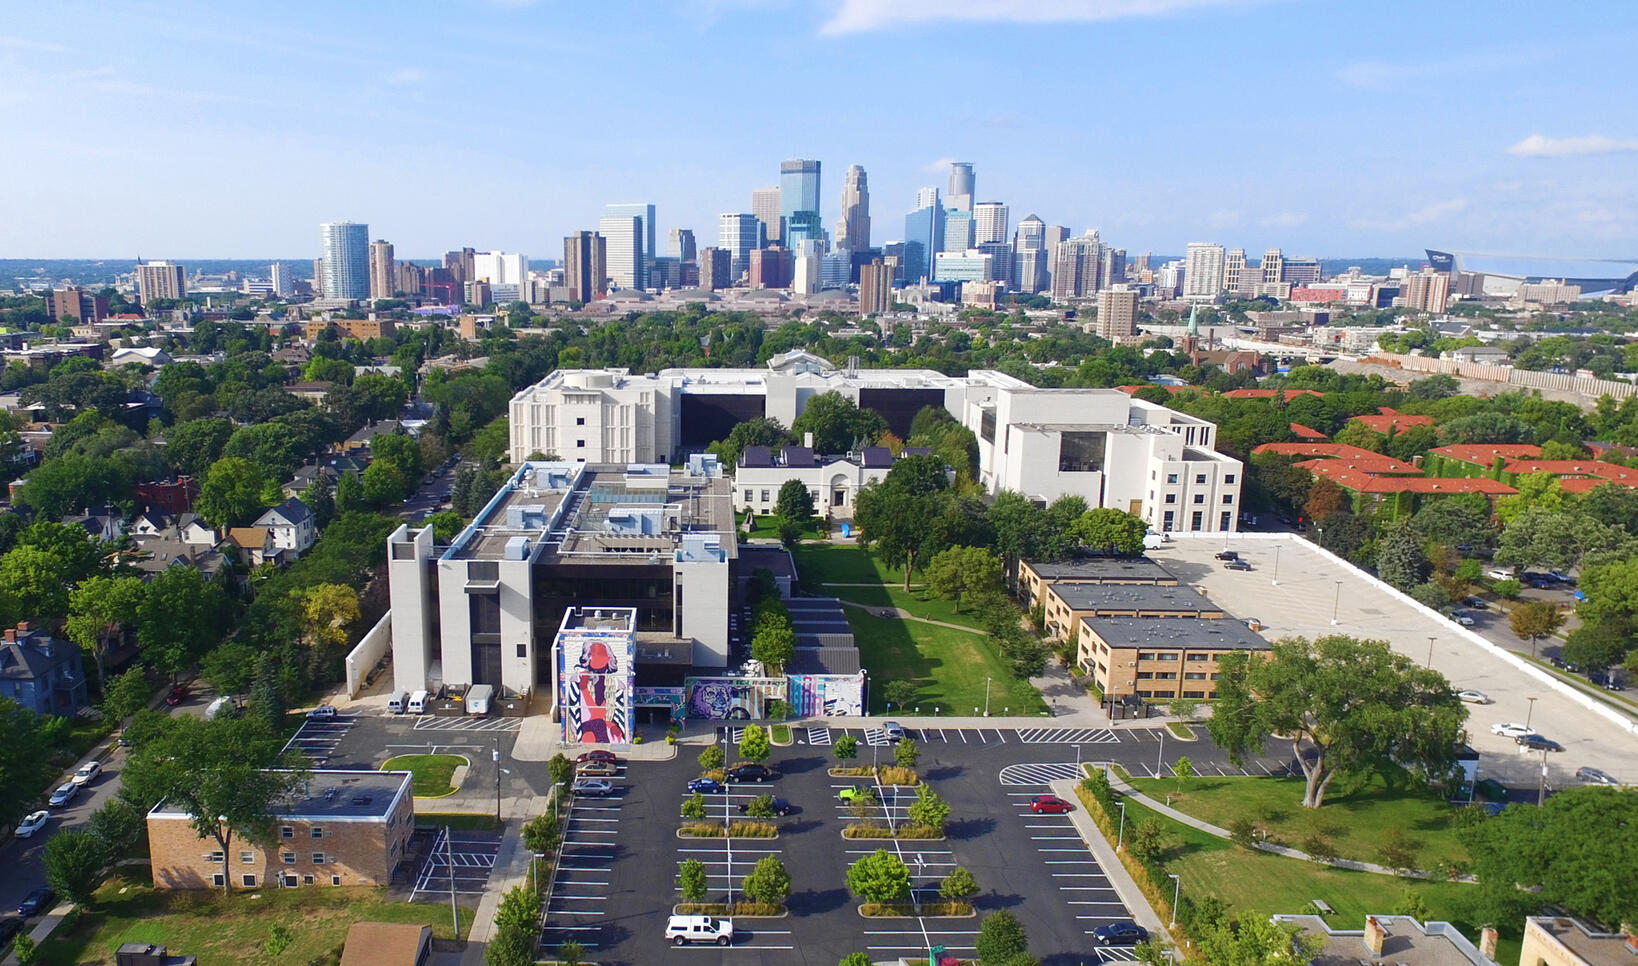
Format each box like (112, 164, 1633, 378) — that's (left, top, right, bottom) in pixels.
(405, 827, 503, 901)
(1152, 535, 1638, 790)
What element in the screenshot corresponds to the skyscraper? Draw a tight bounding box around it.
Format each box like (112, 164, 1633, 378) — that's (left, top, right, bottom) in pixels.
(369, 239, 395, 300)
(598, 215, 646, 290)
(1401, 267, 1450, 313)
(942, 210, 975, 253)
(698, 247, 731, 290)
(749, 246, 793, 289)
(472, 252, 528, 290)
(444, 248, 476, 290)
(1051, 234, 1103, 299)
(1183, 243, 1226, 300)
(859, 258, 892, 315)
(902, 189, 944, 284)
(670, 229, 697, 287)
(947, 162, 975, 212)
(718, 213, 764, 281)
(319, 221, 370, 300)
(1223, 249, 1248, 294)
(780, 159, 822, 254)
(973, 202, 1008, 245)
(563, 232, 606, 303)
(1012, 215, 1047, 293)
(836, 164, 870, 252)
(1096, 287, 1138, 340)
(751, 187, 782, 245)
(1015, 214, 1045, 252)
(269, 262, 290, 297)
(1261, 249, 1284, 286)
(605, 204, 656, 282)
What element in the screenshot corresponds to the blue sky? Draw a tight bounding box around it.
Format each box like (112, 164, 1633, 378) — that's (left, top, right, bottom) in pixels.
(3, 0, 1635, 261)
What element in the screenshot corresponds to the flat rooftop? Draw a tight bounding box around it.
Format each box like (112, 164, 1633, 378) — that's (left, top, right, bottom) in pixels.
(1528, 917, 1635, 966)
(1026, 557, 1176, 583)
(150, 770, 411, 822)
(1048, 582, 1223, 614)
(1081, 615, 1269, 650)
(1276, 915, 1495, 966)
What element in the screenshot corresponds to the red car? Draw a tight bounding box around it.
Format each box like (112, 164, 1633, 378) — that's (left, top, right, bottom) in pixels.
(1029, 795, 1073, 814)
(576, 750, 619, 765)
(165, 685, 190, 707)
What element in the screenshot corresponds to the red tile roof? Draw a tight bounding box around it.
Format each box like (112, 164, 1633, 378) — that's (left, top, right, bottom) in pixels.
(1296, 455, 1423, 477)
(1289, 422, 1328, 441)
(1428, 444, 1541, 465)
(1114, 384, 1186, 395)
(1349, 406, 1436, 435)
(1221, 388, 1325, 400)
(1501, 460, 1638, 482)
(1253, 442, 1389, 460)
(1559, 476, 1638, 493)
(1311, 469, 1518, 495)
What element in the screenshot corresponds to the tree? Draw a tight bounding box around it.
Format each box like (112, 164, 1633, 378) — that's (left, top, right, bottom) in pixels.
(1509, 600, 1566, 658)
(523, 810, 560, 855)
(200, 641, 261, 697)
(738, 723, 770, 764)
(989, 490, 1048, 578)
(854, 484, 936, 591)
(923, 545, 1002, 613)
(334, 470, 365, 515)
(751, 619, 796, 677)
(833, 734, 859, 761)
(698, 745, 725, 772)
(846, 848, 910, 902)
(44, 827, 107, 907)
(548, 753, 573, 787)
(1304, 477, 1347, 523)
(678, 858, 707, 902)
(940, 866, 978, 902)
(304, 473, 336, 529)
(361, 458, 411, 506)
(1496, 473, 1565, 526)
(838, 955, 874, 966)
(1173, 755, 1195, 794)
(118, 715, 305, 893)
(424, 510, 465, 544)
(1410, 496, 1495, 550)
(743, 793, 780, 817)
(1577, 557, 1638, 636)
(101, 667, 152, 722)
(681, 792, 707, 820)
(1461, 786, 1638, 928)
(882, 680, 917, 712)
(708, 417, 795, 471)
(775, 479, 816, 524)
(976, 909, 1030, 963)
(894, 736, 919, 770)
(1376, 521, 1429, 591)
(907, 784, 950, 835)
(195, 456, 267, 528)
(1126, 817, 1171, 861)
(1497, 508, 1631, 573)
(778, 518, 803, 548)
(65, 574, 147, 690)
(12, 935, 35, 966)
(1068, 508, 1149, 556)
(137, 567, 230, 677)
(791, 391, 886, 453)
(1197, 914, 1328, 966)
(1206, 636, 1467, 808)
(0, 698, 61, 830)
(485, 926, 534, 966)
(296, 583, 361, 656)
(741, 855, 791, 906)
(0, 545, 75, 626)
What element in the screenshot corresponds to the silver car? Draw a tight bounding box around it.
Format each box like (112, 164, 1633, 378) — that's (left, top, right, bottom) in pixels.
(1575, 766, 1618, 786)
(48, 782, 77, 808)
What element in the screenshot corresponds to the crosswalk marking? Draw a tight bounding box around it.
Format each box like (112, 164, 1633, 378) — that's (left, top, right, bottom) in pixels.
(1016, 728, 1120, 744)
(999, 762, 1087, 786)
(805, 727, 833, 745)
(412, 716, 521, 733)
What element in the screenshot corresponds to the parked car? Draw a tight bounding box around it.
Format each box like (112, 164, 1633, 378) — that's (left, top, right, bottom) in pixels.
(17, 888, 54, 917)
(665, 914, 733, 947)
(1456, 689, 1491, 704)
(1589, 671, 1626, 692)
(1092, 922, 1150, 946)
(1485, 568, 1513, 581)
(1518, 734, 1563, 752)
(688, 778, 727, 795)
(1461, 596, 1488, 609)
(1029, 795, 1073, 814)
(576, 760, 618, 777)
(1549, 570, 1576, 585)
(726, 763, 777, 783)
(738, 796, 792, 816)
(1450, 611, 1476, 626)
(71, 761, 102, 786)
(48, 782, 78, 808)
(838, 786, 871, 803)
(1490, 722, 1536, 738)
(569, 778, 614, 797)
(1480, 801, 1506, 817)
(1475, 778, 1509, 803)
(576, 750, 619, 765)
(1224, 559, 1253, 571)
(14, 810, 49, 838)
(305, 705, 338, 719)
(1522, 572, 1555, 589)
(1575, 766, 1619, 786)
(881, 721, 906, 743)
(1214, 550, 1239, 561)
(165, 685, 190, 707)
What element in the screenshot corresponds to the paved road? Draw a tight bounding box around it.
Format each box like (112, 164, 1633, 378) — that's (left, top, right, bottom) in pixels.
(400, 458, 461, 523)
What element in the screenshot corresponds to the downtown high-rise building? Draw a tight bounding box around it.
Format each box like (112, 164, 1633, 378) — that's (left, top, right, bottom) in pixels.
(697, 247, 731, 290)
(368, 239, 395, 300)
(836, 164, 870, 252)
(780, 159, 822, 254)
(1400, 267, 1450, 313)
(946, 162, 974, 212)
(942, 209, 975, 253)
(1183, 242, 1226, 300)
(902, 189, 944, 284)
(751, 186, 782, 245)
(859, 259, 893, 315)
(973, 202, 1008, 245)
(1261, 249, 1284, 286)
(599, 215, 646, 290)
(605, 204, 655, 287)
(1051, 233, 1103, 300)
(1096, 287, 1138, 340)
(319, 221, 370, 300)
(1223, 248, 1248, 294)
(473, 252, 528, 289)
(1012, 214, 1047, 293)
(749, 245, 793, 289)
(719, 213, 765, 281)
(670, 229, 697, 287)
(269, 261, 291, 297)
(1014, 214, 1045, 252)
(444, 248, 476, 289)
(563, 232, 606, 303)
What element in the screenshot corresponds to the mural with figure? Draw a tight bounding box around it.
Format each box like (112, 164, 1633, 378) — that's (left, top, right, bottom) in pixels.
(560, 632, 634, 743)
(787, 673, 866, 717)
(684, 676, 787, 720)
(634, 686, 687, 723)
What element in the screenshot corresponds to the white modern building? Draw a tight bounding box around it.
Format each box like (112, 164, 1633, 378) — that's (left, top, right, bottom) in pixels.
(933, 250, 994, 283)
(471, 252, 528, 290)
(718, 213, 764, 280)
(320, 221, 370, 300)
(973, 202, 1008, 245)
(598, 215, 645, 290)
(1183, 242, 1225, 301)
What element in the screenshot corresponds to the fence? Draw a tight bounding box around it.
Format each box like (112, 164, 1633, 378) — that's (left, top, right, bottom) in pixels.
(344, 612, 393, 698)
(1363, 352, 1638, 400)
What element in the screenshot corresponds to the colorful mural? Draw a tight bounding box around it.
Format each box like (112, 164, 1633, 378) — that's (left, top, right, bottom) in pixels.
(633, 686, 687, 723)
(683, 676, 787, 720)
(787, 673, 866, 717)
(559, 631, 634, 743)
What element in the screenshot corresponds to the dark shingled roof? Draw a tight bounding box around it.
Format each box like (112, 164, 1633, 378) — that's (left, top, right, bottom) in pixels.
(781, 446, 815, 467)
(860, 446, 894, 468)
(739, 446, 774, 468)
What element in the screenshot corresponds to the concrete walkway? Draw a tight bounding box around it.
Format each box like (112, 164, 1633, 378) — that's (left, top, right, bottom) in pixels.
(1047, 778, 1172, 944)
(835, 597, 985, 634)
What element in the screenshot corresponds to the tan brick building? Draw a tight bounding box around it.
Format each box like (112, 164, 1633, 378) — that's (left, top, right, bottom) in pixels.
(1520, 916, 1636, 966)
(148, 770, 414, 891)
(1017, 557, 1178, 613)
(1078, 615, 1268, 701)
(1041, 582, 1222, 641)
(303, 318, 396, 342)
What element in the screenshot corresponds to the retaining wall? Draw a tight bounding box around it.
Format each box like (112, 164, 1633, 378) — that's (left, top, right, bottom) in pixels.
(345, 612, 393, 698)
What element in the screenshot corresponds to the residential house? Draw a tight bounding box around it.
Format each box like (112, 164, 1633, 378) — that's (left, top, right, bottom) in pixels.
(64, 505, 126, 542)
(284, 454, 367, 498)
(0, 622, 90, 717)
(287, 382, 333, 404)
(223, 527, 283, 568)
(134, 477, 199, 515)
(732, 444, 897, 520)
(131, 511, 216, 547)
(1348, 406, 1435, 436)
(337, 420, 406, 458)
(254, 497, 316, 558)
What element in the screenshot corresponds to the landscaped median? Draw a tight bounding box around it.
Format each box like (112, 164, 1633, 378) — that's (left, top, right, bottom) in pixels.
(676, 821, 778, 838)
(380, 753, 467, 798)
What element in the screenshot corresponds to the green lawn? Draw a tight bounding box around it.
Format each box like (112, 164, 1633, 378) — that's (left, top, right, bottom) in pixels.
(791, 543, 902, 584)
(381, 754, 466, 798)
(846, 608, 1044, 716)
(1118, 797, 1519, 965)
(740, 514, 821, 542)
(1125, 774, 1470, 869)
(416, 812, 504, 831)
(822, 583, 990, 631)
(36, 875, 473, 966)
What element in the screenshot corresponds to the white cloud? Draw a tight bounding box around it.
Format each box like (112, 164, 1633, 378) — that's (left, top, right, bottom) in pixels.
(923, 157, 961, 174)
(384, 67, 427, 86)
(1505, 134, 1638, 158)
(0, 34, 66, 53)
(820, 0, 1262, 35)
(1348, 199, 1468, 232)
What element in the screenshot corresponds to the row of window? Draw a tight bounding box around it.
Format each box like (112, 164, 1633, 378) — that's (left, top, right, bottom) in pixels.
(1136, 672, 1221, 681)
(1136, 651, 1224, 662)
(211, 873, 344, 888)
(280, 826, 327, 839)
(1154, 471, 1237, 485)
(1135, 690, 1213, 700)
(1160, 510, 1233, 532)
(1157, 492, 1236, 505)
(209, 850, 329, 865)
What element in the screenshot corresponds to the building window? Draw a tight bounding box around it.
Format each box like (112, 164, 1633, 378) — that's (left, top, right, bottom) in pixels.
(1195, 474, 1207, 484)
(1193, 494, 1204, 504)
(1154, 672, 1177, 680)
(241, 851, 254, 864)
(1221, 511, 1232, 530)
(1184, 690, 1206, 699)
(1136, 671, 1154, 680)
(743, 489, 752, 503)
(1185, 672, 1207, 680)
(1164, 494, 1176, 504)
(280, 826, 294, 839)
(213, 874, 225, 887)
(1224, 474, 1236, 484)
(283, 874, 298, 887)
(576, 440, 585, 448)
(1155, 652, 1178, 661)
(1191, 511, 1203, 531)
(760, 490, 770, 502)
(1162, 511, 1174, 531)
(332, 875, 343, 886)
(311, 828, 325, 839)
(282, 852, 296, 864)
(1137, 652, 1156, 661)
(303, 875, 315, 885)
(1166, 473, 1178, 484)
(575, 417, 585, 426)
(1186, 653, 1209, 661)
(206, 851, 224, 864)
(242, 874, 257, 887)
(1222, 495, 1234, 504)
(313, 853, 326, 864)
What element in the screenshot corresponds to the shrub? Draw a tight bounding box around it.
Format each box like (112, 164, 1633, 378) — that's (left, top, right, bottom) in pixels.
(547, 753, 573, 787)
(1378, 831, 1418, 874)
(875, 765, 920, 786)
(681, 792, 707, 820)
(907, 785, 950, 835)
(523, 811, 562, 855)
(940, 866, 979, 902)
(976, 910, 1030, 963)
(1303, 833, 1339, 865)
(698, 745, 725, 771)
(894, 736, 920, 769)
(1227, 816, 1257, 849)
(679, 859, 707, 903)
(558, 939, 584, 966)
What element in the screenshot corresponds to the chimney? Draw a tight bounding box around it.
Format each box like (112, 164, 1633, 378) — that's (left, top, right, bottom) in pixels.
(1479, 926, 1498, 961)
(803, 432, 814, 449)
(1363, 916, 1386, 957)
(3, 629, 13, 643)
(16, 621, 29, 632)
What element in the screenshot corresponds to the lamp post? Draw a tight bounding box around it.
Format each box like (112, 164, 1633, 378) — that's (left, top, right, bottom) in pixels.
(1157, 726, 1166, 778)
(1168, 874, 1181, 927)
(1537, 748, 1549, 806)
(493, 739, 502, 823)
(1330, 580, 1343, 625)
(1525, 695, 1537, 729)
(1425, 636, 1437, 669)
(984, 677, 992, 717)
(1116, 801, 1127, 850)
(723, 726, 733, 905)
(1271, 544, 1281, 586)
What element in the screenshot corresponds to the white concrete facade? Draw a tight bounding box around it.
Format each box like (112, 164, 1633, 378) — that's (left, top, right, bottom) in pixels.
(732, 456, 890, 519)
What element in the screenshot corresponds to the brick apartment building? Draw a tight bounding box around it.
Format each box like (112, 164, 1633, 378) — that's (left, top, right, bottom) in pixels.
(147, 770, 414, 891)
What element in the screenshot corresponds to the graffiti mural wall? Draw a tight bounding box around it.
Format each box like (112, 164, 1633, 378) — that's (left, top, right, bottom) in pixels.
(786, 673, 866, 717)
(683, 676, 787, 720)
(633, 686, 687, 722)
(559, 631, 635, 743)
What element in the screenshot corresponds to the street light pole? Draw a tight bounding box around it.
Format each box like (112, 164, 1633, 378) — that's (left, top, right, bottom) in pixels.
(493, 739, 501, 824)
(1157, 726, 1166, 778)
(1526, 696, 1537, 729)
(1116, 801, 1127, 850)
(1330, 580, 1343, 625)
(1537, 748, 1549, 806)
(1271, 544, 1281, 586)
(984, 677, 992, 717)
(1425, 636, 1436, 669)
(1168, 874, 1181, 927)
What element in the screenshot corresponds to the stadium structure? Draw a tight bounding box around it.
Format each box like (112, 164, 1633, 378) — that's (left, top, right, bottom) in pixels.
(1426, 250, 1638, 297)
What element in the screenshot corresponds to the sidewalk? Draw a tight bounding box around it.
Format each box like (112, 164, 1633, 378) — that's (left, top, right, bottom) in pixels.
(1047, 778, 1171, 942)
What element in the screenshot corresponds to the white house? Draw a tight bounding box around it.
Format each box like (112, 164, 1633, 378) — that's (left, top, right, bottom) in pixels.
(254, 497, 316, 558)
(732, 444, 897, 519)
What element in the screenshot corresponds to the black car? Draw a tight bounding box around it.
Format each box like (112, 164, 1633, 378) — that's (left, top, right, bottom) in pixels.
(1461, 596, 1488, 609)
(1092, 921, 1150, 946)
(1223, 559, 1253, 571)
(726, 763, 777, 783)
(18, 887, 55, 917)
(1214, 550, 1239, 561)
(1517, 734, 1564, 752)
(737, 796, 792, 816)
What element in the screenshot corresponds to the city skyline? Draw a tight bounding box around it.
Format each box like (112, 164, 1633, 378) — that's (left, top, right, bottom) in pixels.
(2, 0, 1635, 258)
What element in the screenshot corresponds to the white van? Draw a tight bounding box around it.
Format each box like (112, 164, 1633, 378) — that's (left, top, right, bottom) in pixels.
(204, 696, 238, 721)
(466, 684, 494, 716)
(1143, 531, 1171, 551)
(406, 690, 429, 715)
(385, 691, 409, 715)
(665, 915, 733, 947)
